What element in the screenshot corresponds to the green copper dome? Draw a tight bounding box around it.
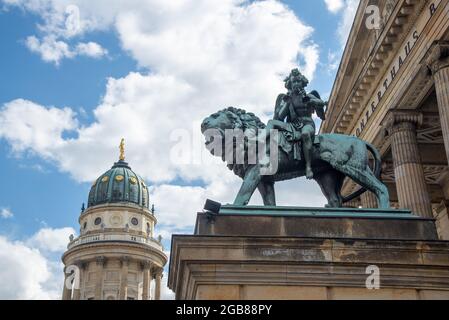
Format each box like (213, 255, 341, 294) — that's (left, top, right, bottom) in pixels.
(87, 160, 150, 209)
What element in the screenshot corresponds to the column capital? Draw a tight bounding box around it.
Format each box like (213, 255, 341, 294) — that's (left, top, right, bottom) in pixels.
(384, 111, 423, 133)
(74, 260, 87, 270)
(96, 256, 106, 266)
(120, 256, 130, 267)
(152, 267, 164, 279)
(140, 260, 152, 270)
(424, 41, 449, 74)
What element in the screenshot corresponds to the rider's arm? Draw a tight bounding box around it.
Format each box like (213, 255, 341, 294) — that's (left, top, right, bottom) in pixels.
(316, 105, 326, 121)
(307, 95, 327, 121)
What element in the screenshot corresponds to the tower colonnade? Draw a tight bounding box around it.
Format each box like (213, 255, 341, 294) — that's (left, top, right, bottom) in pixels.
(62, 140, 167, 300)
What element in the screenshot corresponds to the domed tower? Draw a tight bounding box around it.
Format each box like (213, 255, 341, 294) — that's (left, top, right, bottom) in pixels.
(62, 140, 167, 300)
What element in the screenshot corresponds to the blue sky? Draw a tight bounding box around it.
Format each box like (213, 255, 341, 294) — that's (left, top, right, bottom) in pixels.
(0, 0, 359, 299)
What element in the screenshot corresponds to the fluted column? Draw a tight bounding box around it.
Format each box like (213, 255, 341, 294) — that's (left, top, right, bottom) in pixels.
(142, 261, 152, 300)
(425, 41, 449, 167)
(155, 270, 162, 300)
(71, 261, 83, 300)
(386, 111, 432, 218)
(94, 256, 105, 300)
(62, 266, 72, 300)
(119, 256, 129, 300)
(361, 191, 378, 208)
(343, 198, 361, 208)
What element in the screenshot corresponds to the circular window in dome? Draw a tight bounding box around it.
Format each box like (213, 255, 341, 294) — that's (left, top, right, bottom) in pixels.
(131, 217, 139, 226)
(129, 177, 137, 185)
(94, 217, 102, 225)
(115, 175, 124, 182)
(101, 176, 109, 183)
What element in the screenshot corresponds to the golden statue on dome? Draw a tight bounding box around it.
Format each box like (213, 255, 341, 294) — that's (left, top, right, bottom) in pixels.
(119, 138, 125, 161)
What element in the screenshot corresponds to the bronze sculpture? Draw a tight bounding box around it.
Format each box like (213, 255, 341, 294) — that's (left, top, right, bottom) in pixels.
(201, 70, 390, 209)
(266, 68, 326, 180)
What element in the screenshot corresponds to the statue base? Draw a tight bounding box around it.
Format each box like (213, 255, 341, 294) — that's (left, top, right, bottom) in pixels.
(168, 206, 449, 300)
(195, 205, 438, 240)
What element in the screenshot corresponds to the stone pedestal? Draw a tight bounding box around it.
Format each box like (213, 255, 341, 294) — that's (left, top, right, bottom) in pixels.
(168, 206, 449, 300)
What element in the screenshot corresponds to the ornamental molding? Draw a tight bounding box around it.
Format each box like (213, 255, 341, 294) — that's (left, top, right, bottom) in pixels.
(329, 0, 425, 134)
(384, 110, 423, 129)
(423, 41, 449, 73)
(382, 163, 448, 184)
(325, 0, 443, 137)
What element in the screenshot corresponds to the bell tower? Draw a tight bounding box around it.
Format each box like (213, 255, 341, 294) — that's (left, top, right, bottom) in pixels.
(62, 140, 167, 300)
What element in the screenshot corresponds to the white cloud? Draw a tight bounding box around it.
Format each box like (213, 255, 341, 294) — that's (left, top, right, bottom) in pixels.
(324, 0, 344, 13)
(0, 0, 321, 183)
(25, 36, 73, 64)
(0, 234, 64, 299)
(322, 0, 359, 75)
(0, 99, 78, 158)
(161, 271, 175, 300)
(0, 1, 327, 281)
(337, 0, 359, 47)
(0, 208, 13, 219)
(327, 50, 340, 73)
(27, 227, 76, 253)
(0, 226, 79, 299)
(75, 42, 108, 58)
(25, 36, 108, 65)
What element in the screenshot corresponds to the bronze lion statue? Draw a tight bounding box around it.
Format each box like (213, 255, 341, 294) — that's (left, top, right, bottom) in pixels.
(201, 107, 390, 209)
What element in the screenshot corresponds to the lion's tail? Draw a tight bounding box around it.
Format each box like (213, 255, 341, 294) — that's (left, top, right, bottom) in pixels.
(341, 142, 382, 204)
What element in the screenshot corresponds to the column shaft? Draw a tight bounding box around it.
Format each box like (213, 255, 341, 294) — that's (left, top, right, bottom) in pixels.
(94, 257, 105, 300)
(426, 42, 449, 167)
(389, 117, 432, 217)
(62, 275, 72, 300)
(434, 66, 449, 167)
(142, 262, 152, 300)
(155, 272, 162, 300)
(72, 288, 81, 300)
(361, 191, 378, 208)
(119, 257, 129, 300)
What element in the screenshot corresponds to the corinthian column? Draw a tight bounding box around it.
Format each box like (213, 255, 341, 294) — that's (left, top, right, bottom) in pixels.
(72, 261, 83, 300)
(142, 261, 152, 300)
(386, 111, 432, 218)
(425, 41, 449, 167)
(62, 267, 72, 300)
(155, 270, 162, 300)
(94, 256, 105, 300)
(119, 256, 129, 300)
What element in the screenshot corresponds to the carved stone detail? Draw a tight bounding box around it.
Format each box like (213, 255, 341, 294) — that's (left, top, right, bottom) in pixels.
(424, 41, 449, 74)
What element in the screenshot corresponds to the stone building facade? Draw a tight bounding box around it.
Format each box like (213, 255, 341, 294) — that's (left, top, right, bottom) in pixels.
(320, 0, 449, 239)
(62, 147, 167, 300)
